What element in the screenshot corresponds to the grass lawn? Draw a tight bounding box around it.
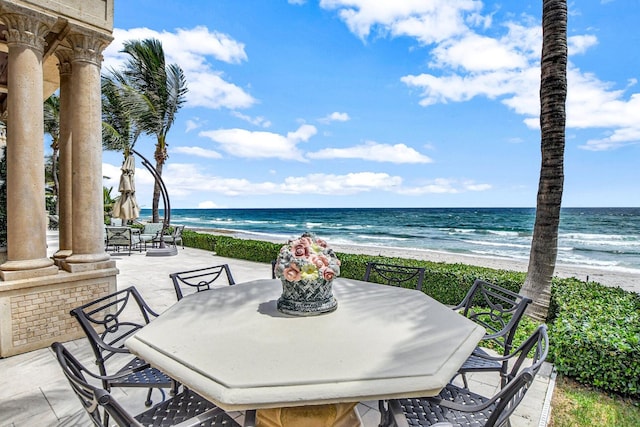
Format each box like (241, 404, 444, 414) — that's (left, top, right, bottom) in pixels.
(550, 375, 640, 427)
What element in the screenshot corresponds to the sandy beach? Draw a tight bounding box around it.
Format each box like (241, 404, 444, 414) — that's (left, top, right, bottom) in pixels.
(194, 228, 640, 294)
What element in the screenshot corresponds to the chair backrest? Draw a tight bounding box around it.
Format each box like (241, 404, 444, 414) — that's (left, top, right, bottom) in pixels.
(141, 222, 164, 236)
(110, 217, 123, 226)
(52, 342, 143, 427)
(69, 287, 159, 381)
(486, 324, 549, 427)
(106, 226, 133, 246)
(453, 279, 532, 355)
(170, 264, 236, 301)
(363, 262, 425, 291)
(172, 225, 184, 238)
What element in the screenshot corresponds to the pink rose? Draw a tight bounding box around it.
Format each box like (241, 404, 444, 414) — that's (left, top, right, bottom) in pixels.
(316, 239, 328, 248)
(309, 255, 325, 268)
(283, 263, 301, 282)
(322, 268, 335, 281)
(292, 242, 309, 258)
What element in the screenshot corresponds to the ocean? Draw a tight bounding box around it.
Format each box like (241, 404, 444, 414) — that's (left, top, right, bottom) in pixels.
(140, 207, 640, 274)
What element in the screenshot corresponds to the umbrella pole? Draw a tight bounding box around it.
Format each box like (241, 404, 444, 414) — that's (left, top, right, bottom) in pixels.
(131, 149, 177, 257)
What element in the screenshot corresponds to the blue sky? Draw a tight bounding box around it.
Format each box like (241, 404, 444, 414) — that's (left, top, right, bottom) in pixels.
(100, 0, 640, 209)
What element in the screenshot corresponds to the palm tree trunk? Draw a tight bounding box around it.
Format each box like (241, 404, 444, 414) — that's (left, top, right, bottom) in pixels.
(151, 161, 164, 223)
(520, 0, 568, 322)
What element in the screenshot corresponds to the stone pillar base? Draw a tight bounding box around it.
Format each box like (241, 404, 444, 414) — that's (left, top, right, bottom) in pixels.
(61, 259, 116, 273)
(0, 268, 118, 357)
(0, 265, 59, 281)
(53, 249, 73, 266)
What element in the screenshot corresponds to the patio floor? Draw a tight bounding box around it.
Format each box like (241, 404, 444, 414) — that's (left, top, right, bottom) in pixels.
(0, 231, 555, 426)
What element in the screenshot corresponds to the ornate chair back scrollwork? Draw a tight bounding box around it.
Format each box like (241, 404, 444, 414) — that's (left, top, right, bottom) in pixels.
(453, 279, 533, 388)
(170, 264, 236, 301)
(363, 262, 425, 291)
(69, 286, 174, 407)
(380, 324, 549, 427)
(52, 342, 248, 427)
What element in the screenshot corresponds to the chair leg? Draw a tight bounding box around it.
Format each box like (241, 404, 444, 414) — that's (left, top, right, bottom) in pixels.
(144, 387, 166, 407)
(461, 372, 469, 389)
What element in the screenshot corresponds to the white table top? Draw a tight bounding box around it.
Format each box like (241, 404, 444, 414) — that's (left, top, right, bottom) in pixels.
(126, 278, 485, 411)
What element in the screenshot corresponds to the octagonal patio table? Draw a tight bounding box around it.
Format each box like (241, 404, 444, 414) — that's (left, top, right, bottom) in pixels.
(125, 278, 485, 427)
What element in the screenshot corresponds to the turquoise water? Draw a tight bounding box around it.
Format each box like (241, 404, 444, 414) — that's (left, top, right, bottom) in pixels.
(140, 207, 640, 274)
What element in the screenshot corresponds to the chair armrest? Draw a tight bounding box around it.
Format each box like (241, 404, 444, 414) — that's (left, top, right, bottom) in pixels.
(80, 357, 153, 383)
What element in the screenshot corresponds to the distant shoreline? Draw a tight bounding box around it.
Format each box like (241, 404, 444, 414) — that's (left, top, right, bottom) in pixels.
(191, 227, 640, 294)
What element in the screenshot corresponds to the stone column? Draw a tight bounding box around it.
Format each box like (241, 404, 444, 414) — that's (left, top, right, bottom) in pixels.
(0, 11, 58, 280)
(62, 30, 113, 272)
(53, 49, 73, 262)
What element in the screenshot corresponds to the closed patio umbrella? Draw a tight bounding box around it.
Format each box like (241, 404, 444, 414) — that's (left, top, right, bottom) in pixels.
(112, 154, 140, 221)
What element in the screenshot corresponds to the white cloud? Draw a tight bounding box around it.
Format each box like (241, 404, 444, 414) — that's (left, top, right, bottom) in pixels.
(173, 146, 223, 159)
(231, 111, 272, 128)
(319, 112, 351, 123)
(163, 164, 402, 196)
(307, 141, 432, 163)
(431, 33, 529, 72)
(568, 34, 598, 55)
(288, 0, 306, 4)
(319, 0, 482, 44)
(397, 179, 491, 195)
(198, 124, 317, 161)
(103, 27, 256, 110)
(185, 118, 205, 132)
(198, 201, 222, 208)
(322, 1, 640, 151)
(158, 164, 492, 198)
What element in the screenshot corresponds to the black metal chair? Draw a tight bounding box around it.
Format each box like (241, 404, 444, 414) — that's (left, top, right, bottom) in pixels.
(170, 264, 236, 301)
(453, 279, 533, 388)
(379, 324, 549, 427)
(363, 262, 425, 291)
(52, 342, 247, 427)
(105, 226, 142, 255)
(70, 286, 174, 407)
(163, 225, 186, 249)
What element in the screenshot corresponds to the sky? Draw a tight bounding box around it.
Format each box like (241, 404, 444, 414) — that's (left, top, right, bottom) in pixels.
(99, 0, 640, 209)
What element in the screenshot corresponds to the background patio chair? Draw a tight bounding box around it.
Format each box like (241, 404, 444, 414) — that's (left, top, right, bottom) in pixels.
(70, 286, 175, 407)
(170, 264, 236, 301)
(163, 224, 185, 248)
(379, 324, 549, 427)
(105, 226, 142, 255)
(139, 222, 164, 250)
(453, 279, 533, 388)
(363, 262, 425, 291)
(52, 342, 248, 427)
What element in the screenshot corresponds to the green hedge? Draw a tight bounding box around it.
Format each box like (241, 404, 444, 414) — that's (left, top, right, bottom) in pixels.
(549, 278, 640, 396)
(181, 230, 640, 397)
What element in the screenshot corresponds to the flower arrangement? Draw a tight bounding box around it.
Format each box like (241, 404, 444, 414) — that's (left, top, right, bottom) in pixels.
(275, 233, 341, 284)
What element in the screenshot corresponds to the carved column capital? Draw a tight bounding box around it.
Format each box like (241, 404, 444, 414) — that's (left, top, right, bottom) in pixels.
(66, 30, 112, 66)
(55, 47, 73, 75)
(1, 12, 52, 53)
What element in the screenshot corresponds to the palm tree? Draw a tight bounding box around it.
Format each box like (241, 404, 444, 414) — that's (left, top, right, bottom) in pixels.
(44, 94, 60, 215)
(103, 185, 118, 223)
(119, 38, 187, 223)
(520, 0, 568, 322)
(101, 74, 142, 155)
